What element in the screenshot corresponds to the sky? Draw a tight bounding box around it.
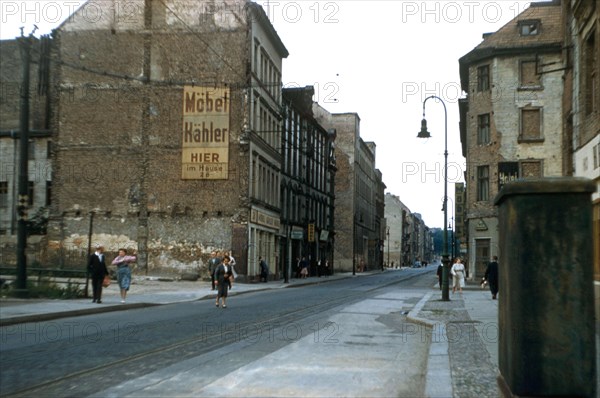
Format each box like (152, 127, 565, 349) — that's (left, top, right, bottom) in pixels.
(0, 0, 539, 228)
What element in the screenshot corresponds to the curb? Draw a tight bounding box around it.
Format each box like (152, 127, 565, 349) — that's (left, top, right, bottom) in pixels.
(407, 292, 453, 398)
(0, 302, 159, 327)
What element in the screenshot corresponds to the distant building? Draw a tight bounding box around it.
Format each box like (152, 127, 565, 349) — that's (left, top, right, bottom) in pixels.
(459, 1, 565, 279)
(384, 193, 410, 267)
(313, 105, 382, 272)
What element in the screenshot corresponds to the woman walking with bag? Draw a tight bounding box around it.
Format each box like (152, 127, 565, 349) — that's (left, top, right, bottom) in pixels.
(112, 248, 137, 303)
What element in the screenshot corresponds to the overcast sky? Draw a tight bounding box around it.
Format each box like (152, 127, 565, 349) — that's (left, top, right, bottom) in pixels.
(1, 0, 540, 228)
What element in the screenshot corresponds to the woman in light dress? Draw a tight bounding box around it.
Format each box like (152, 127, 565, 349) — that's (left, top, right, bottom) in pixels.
(451, 257, 466, 294)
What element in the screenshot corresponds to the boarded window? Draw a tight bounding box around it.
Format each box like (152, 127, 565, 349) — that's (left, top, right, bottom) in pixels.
(521, 108, 541, 140)
(521, 161, 543, 178)
(520, 60, 540, 87)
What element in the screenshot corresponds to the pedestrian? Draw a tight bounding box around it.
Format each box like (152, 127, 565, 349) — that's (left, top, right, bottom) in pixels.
(451, 257, 466, 294)
(436, 262, 443, 290)
(295, 257, 301, 278)
(88, 244, 108, 304)
(214, 255, 233, 308)
(484, 255, 500, 299)
(225, 251, 237, 289)
(299, 256, 308, 279)
(208, 251, 221, 290)
(324, 259, 330, 276)
(259, 256, 269, 282)
(112, 248, 137, 303)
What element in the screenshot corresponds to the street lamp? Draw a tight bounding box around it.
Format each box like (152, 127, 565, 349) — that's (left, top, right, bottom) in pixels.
(449, 219, 455, 259)
(418, 95, 450, 301)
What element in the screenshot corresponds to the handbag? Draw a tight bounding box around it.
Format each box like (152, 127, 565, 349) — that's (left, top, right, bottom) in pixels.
(102, 275, 111, 288)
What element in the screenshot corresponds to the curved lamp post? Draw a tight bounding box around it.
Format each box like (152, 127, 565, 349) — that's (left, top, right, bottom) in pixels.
(418, 95, 450, 301)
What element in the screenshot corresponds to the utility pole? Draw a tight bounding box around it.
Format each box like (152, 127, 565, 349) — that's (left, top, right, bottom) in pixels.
(15, 26, 37, 297)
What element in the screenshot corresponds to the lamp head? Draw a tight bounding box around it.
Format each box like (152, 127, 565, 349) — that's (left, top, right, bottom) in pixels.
(417, 118, 431, 138)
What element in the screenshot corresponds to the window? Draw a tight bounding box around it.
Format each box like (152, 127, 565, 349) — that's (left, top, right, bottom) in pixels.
(520, 60, 541, 87)
(520, 108, 542, 141)
(28, 140, 35, 160)
(253, 39, 260, 74)
(28, 181, 34, 206)
(477, 166, 489, 201)
(477, 65, 490, 91)
(519, 20, 540, 36)
(0, 181, 8, 207)
(584, 29, 597, 115)
(498, 162, 519, 190)
(521, 161, 542, 178)
(477, 114, 490, 144)
(46, 181, 52, 206)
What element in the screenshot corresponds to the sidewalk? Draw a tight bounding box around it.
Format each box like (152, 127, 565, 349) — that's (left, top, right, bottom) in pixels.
(409, 283, 500, 397)
(0, 272, 358, 326)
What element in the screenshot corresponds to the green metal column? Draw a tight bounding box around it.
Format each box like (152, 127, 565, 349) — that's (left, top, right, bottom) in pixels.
(495, 177, 597, 397)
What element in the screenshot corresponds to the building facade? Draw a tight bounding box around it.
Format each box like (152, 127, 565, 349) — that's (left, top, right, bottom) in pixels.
(454, 182, 467, 259)
(33, 0, 290, 280)
(313, 105, 382, 272)
(0, 37, 53, 262)
(562, 0, 600, 317)
(384, 193, 410, 268)
(459, 1, 565, 279)
(0, 1, 346, 282)
(280, 86, 336, 277)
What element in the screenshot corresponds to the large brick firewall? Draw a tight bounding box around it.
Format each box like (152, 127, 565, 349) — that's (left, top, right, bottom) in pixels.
(47, 2, 252, 274)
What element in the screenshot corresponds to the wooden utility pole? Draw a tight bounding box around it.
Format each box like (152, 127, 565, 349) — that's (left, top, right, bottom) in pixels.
(15, 27, 36, 297)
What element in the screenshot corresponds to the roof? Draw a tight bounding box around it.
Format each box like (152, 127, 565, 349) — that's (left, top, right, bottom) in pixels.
(459, 0, 563, 88)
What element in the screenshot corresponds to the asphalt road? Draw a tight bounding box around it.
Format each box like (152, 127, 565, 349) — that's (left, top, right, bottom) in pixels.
(1, 267, 438, 397)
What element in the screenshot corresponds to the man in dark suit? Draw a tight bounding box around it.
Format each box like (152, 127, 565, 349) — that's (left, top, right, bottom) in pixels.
(88, 244, 108, 303)
(485, 255, 499, 300)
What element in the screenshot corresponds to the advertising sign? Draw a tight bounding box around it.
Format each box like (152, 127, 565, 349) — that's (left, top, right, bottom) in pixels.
(182, 86, 230, 179)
